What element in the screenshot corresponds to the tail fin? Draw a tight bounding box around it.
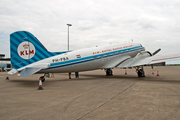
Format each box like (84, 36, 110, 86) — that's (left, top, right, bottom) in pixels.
(10, 31, 67, 69)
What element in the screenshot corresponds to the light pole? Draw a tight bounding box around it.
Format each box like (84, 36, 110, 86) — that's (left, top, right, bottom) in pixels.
(67, 24, 72, 51)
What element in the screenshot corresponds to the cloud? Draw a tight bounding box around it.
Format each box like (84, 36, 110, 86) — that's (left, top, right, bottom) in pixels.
(154, 40, 166, 43)
(0, 0, 180, 62)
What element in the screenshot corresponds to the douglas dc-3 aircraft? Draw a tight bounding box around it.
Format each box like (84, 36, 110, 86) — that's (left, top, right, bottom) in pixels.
(8, 31, 180, 81)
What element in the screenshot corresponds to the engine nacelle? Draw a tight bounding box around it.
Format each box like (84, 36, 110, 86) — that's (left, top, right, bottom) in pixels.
(135, 51, 152, 58)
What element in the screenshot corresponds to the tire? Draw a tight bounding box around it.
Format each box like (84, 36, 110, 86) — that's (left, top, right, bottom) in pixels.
(40, 76, 45, 82)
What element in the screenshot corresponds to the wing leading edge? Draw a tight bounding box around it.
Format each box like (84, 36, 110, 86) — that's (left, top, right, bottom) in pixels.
(117, 53, 180, 68)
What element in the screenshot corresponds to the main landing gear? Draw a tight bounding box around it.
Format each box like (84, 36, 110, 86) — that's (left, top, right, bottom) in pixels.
(136, 66, 145, 77)
(105, 68, 113, 76)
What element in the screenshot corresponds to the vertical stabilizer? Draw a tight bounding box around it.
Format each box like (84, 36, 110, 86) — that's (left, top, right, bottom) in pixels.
(10, 31, 67, 69)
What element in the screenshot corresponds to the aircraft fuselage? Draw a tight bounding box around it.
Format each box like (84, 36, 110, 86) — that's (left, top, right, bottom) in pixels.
(37, 43, 145, 73)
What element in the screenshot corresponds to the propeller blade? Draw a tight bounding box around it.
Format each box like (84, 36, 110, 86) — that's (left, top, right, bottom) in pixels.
(153, 48, 161, 56)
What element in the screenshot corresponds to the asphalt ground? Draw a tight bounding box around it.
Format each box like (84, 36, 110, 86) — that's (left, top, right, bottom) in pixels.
(0, 66, 180, 120)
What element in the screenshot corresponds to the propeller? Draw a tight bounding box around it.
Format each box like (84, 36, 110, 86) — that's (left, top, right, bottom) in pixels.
(151, 48, 161, 69)
(152, 48, 161, 56)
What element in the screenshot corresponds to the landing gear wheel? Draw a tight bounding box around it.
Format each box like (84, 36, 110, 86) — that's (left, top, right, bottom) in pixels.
(136, 66, 145, 77)
(105, 68, 113, 76)
(40, 76, 45, 82)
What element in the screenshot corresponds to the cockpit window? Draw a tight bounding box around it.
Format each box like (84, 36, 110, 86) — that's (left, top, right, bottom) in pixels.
(140, 44, 142, 47)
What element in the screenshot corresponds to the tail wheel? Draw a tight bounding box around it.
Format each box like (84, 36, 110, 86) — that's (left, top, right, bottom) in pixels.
(40, 76, 45, 82)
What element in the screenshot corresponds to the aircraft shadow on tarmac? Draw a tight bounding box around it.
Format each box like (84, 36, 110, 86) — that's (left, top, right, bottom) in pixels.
(6, 73, 180, 88)
(6, 74, 138, 87)
(79, 74, 180, 83)
(7, 79, 38, 87)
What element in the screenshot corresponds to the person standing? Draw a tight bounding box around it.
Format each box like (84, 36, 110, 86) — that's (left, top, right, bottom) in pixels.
(4, 67, 7, 72)
(51, 73, 54, 77)
(68, 72, 71, 79)
(75, 72, 79, 78)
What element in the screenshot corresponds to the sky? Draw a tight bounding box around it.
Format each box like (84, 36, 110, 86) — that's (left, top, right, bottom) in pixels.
(0, 0, 180, 63)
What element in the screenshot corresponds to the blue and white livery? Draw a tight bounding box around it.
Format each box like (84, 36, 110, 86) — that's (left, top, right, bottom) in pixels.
(8, 31, 180, 79)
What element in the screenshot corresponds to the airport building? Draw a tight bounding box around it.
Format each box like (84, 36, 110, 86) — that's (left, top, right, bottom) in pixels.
(0, 54, 11, 71)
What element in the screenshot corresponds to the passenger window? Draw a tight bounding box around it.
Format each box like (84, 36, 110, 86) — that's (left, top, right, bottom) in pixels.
(101, 55, 104, 58)
(94, 57, 97, 59)
(118, 51, 121, 54)
(107, 54, 110, 56)
(113, 53, 115, 55)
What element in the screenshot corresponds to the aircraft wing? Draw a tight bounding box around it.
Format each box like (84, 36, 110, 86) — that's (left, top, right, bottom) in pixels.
(102, 51, 152, 68)
(102, 55, 131, 68)
(117, 53, 180, 68)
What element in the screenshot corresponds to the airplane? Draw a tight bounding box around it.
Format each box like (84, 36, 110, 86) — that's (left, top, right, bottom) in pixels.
(8, 31, 180, 82)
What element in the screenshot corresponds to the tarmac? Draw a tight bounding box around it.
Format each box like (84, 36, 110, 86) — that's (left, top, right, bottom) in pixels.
(0, 66, 180, 120)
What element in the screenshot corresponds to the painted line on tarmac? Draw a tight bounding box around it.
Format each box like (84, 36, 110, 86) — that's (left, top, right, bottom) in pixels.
(77, 80, 139, 120)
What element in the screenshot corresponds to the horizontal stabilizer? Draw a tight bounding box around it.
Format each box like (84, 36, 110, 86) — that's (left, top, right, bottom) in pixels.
(18, 67, 42, 76)
(18, 63, 50, 76)
(8, 69, 18, 75)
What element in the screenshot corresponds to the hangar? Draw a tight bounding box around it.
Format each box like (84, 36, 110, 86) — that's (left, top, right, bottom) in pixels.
(0, 54, 11, 71)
